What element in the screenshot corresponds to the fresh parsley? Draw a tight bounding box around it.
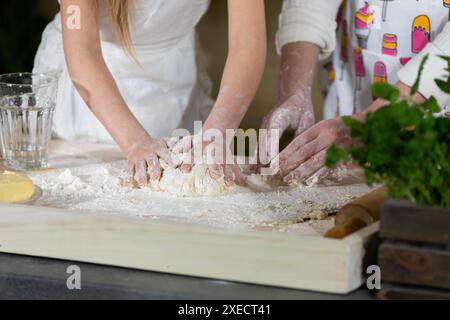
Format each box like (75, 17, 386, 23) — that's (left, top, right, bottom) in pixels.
(326, 56, 450, 208)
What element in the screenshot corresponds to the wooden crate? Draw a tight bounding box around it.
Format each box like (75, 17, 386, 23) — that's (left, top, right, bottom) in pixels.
(380, 200, 450, 245)
(378, 241, 450, 290)
(378, 283, 450, 300)
(0, 204, 379, 294)
(378, 200, 450, 299)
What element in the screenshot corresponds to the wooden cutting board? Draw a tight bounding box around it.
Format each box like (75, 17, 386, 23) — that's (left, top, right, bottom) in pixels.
(0, 141, 379, 294)
(0, 203, 379, 294)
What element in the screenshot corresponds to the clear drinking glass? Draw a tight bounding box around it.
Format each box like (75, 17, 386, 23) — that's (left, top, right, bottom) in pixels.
(0, 94, 55, 170)
(0, 73, 58, 170)
(0, 73, 57, 97)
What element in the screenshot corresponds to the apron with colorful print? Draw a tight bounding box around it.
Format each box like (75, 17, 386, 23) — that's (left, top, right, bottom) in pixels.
(322, 0, 450, 120)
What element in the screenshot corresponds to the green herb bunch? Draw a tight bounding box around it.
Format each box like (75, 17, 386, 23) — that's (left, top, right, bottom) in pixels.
(326, 56, 450, 208)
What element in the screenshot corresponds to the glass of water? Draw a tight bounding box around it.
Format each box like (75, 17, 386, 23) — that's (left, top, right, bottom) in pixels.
(0, 73, 58, 170)
(0, 73, 57, 97)
(0, 94, 55, 170)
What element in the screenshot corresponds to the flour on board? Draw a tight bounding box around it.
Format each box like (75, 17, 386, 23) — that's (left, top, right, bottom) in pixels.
(30, 161, 371, 232)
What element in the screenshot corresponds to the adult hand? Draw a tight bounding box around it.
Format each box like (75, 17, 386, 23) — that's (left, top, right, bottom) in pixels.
(124, 135, 179, 188)
(272, 118, 351, 184)
(171, 135, 247, 187)
(260, 93, 315, 161)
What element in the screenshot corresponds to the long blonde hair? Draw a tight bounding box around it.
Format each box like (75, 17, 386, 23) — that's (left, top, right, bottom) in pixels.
(106, 0, 137, 61)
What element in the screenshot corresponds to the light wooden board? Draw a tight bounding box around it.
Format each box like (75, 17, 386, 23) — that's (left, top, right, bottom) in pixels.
(0, 141, 378, 293)
(0, 204, 379, 294)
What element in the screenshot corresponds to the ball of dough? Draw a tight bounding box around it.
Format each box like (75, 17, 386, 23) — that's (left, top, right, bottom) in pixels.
(148, 161, 228, 197)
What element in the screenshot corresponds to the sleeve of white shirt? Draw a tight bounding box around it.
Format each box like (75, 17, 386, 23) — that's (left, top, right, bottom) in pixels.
(398, 22, 450, 108)
(276, 0, 342, 60)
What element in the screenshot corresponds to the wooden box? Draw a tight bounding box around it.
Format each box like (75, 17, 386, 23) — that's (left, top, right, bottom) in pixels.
(0, 204, 379, 294)
(380, 200, 450, 245)
(378, 200, 450, 300)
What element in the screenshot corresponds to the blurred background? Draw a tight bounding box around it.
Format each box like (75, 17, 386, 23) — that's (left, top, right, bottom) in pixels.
(0, 0, 324, 129)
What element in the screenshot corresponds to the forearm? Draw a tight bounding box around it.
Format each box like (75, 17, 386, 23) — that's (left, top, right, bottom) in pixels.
(66, 52, 148, 154)
(276, 0, 341, 59)
(61, 0, 148, 155)
(203, 0, 266, 134)
(204, 49, 266, 133)
(279, 42, 320, 103)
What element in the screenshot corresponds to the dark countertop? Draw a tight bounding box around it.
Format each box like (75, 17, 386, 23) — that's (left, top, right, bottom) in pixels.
(0, 253, 375, 300)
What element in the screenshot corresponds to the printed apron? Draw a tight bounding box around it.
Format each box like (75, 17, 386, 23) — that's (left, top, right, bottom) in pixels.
(322, 0, 450, 119)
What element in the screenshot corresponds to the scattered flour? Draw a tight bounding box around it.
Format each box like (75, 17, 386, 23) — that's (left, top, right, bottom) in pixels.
(30, 161, 371, 233)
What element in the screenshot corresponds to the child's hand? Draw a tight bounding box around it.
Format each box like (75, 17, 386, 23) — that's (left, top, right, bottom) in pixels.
(124, 135, 180, 188)
(171, 135, 247, 187)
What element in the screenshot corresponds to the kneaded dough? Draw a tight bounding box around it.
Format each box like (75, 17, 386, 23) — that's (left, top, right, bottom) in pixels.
(148, 161, 228, 197)
(147, 159, 286, 197)
(0, 171, 35, 203)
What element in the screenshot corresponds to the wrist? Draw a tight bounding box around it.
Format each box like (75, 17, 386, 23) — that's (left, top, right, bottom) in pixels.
(122, 132, 153, 157)
(203, 108, 242, 135)
(280, 91, 313, 110)
(279, 86, 313, 105)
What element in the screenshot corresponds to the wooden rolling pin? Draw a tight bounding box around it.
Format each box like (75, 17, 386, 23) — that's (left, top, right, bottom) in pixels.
(325, 187, 387, 239)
